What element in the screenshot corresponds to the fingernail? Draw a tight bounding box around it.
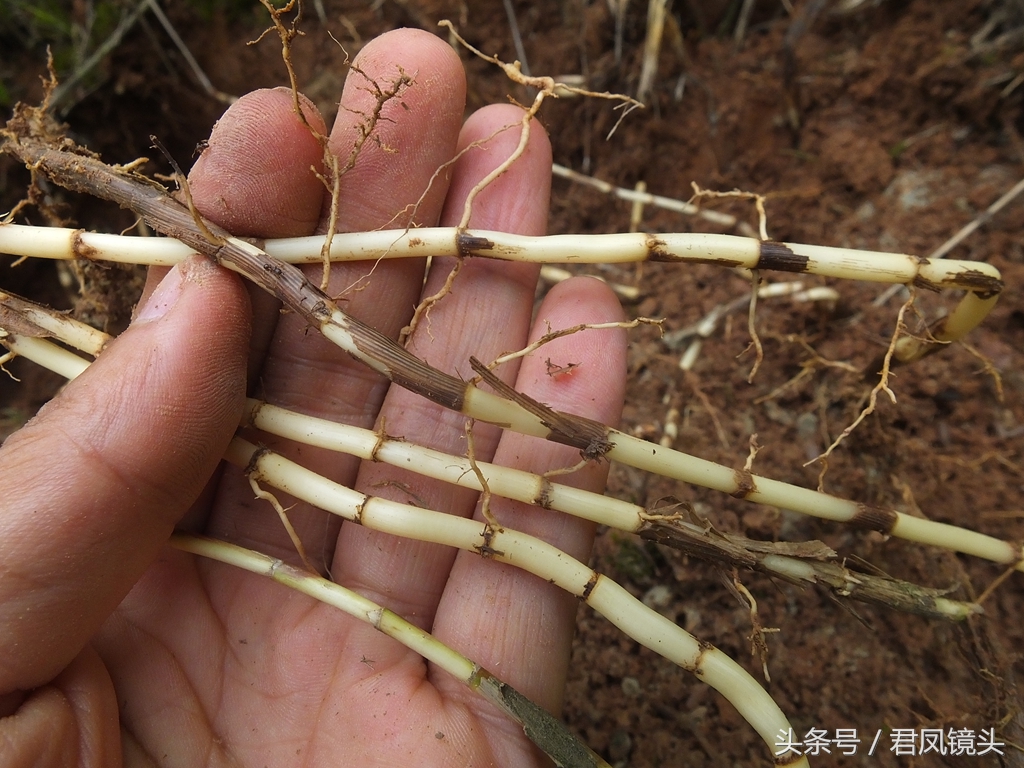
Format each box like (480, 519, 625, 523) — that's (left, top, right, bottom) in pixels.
(133, 263, 186, 324)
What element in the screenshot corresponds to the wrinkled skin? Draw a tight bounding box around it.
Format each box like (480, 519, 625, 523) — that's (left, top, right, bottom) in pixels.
(0, 29, 627, 767)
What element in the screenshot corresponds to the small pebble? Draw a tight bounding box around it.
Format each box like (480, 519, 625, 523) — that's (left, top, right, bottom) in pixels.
(642, 584, 673, 609)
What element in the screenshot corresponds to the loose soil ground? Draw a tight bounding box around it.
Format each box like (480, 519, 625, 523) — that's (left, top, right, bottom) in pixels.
(2, 1, 1023, 766)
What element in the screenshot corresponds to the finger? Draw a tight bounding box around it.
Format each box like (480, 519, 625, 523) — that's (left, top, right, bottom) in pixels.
(432, 276, 628, 715)
(141, 86, 328, 391)
(205, 29, 467, 566)
(0, 646, 119, 766)
(332, 103, 552, 629)
(187, 88, 328, 240)
(143, 88, 330, 532)
(0, 256, 249, 693)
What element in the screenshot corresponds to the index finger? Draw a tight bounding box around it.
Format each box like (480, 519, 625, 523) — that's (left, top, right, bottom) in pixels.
(204, 28, 468, 568)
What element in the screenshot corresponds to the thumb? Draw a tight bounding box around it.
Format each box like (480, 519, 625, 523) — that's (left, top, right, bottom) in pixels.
(0, 255, 249, 695)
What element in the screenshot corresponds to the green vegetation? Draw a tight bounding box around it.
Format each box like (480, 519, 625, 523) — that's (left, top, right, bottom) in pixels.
(0, 0, 258, 108)
(610, 534, 662, 586)
(1, 0, 121, 102)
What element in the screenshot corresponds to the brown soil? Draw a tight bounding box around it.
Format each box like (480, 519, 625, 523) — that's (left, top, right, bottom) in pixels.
(2, 1, 1023, 766)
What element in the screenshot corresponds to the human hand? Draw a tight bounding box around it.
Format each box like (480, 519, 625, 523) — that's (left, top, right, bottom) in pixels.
(0, 28, 627, 766)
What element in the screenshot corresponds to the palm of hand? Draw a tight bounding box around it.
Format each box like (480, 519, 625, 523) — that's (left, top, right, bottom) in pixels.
(0, 29, 626, 768)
